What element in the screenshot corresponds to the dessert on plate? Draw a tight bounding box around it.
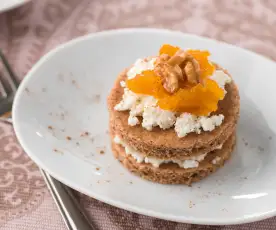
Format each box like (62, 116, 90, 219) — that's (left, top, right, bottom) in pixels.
(108, 44, 240, 185)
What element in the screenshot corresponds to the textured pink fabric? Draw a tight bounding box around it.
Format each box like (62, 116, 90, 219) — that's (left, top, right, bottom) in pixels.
(1, 0, 276, 229)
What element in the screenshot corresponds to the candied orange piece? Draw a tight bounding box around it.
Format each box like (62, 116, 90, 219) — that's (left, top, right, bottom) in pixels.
(157, 79, 224, 115)
(159, 44, 179, 56)
(126, 70, 168, 98)
(187, 50, 215, 79)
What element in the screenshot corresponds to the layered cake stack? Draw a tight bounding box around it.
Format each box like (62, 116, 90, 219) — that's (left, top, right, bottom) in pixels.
(108, 44, 240, 185)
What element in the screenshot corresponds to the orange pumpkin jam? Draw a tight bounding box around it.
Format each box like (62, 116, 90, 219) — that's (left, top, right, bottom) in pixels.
(126, 44, 224, 116)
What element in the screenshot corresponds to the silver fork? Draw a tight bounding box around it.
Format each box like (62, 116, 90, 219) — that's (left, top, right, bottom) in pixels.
(0, 50, 97, 230)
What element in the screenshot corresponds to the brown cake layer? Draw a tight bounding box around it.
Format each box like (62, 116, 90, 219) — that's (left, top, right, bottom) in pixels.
(110, 125, 236, 161)
(112, 133, 236, 185)
(110, 117, 236, 159)
(108, 65, 240, 158)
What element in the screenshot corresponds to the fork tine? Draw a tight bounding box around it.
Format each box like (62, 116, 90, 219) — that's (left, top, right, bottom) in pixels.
(0, 50, 19, 117)
(0, 93, 14, 115)
(0, 79, 7, 98)
(0, 50, 20, 91)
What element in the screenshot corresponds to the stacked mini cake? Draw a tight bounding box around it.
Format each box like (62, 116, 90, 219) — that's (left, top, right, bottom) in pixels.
(108, 45, 240, 185)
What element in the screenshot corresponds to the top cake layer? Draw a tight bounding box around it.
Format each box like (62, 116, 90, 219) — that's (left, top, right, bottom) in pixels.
(107, 45, 240, 158)
(108, 65, 239, 158)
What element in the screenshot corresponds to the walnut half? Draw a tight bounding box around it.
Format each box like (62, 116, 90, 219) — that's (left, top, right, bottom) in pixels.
(154, 49, 200, 93)
(155, 63, 183, 93)
(184, 60, 200, 85)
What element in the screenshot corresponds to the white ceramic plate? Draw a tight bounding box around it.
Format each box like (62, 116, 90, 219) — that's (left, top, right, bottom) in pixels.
(13, 29, 276, 225)
(0, 0, 31, 13)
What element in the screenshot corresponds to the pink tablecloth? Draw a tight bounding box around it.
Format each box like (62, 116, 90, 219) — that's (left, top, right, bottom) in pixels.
(1, 0, 276, 229)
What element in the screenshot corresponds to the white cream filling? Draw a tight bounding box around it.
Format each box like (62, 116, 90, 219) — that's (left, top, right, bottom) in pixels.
(114, 135, 212, 169)
(127, 58, 156, 79)
(114, 57, 232, 137)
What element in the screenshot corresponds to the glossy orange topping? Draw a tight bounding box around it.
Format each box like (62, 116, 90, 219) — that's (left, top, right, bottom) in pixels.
(126, 44, 224, 116)
(187, 50, 215, 79)
(157, 79, 224, 115)
(126, 70, 168, 98)
(159, 44, 180, 57)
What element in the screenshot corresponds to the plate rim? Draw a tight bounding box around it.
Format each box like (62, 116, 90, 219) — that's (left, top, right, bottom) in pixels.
(0, 0, 32, 14)
(12, 28, 276, 225)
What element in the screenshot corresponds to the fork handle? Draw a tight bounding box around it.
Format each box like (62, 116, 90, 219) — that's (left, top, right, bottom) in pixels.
(1, 117, 97, 230)
(40, 170, 97, 230)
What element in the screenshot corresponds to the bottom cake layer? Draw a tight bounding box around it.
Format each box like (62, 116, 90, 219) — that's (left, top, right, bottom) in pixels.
(111, 133, 236, 185)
